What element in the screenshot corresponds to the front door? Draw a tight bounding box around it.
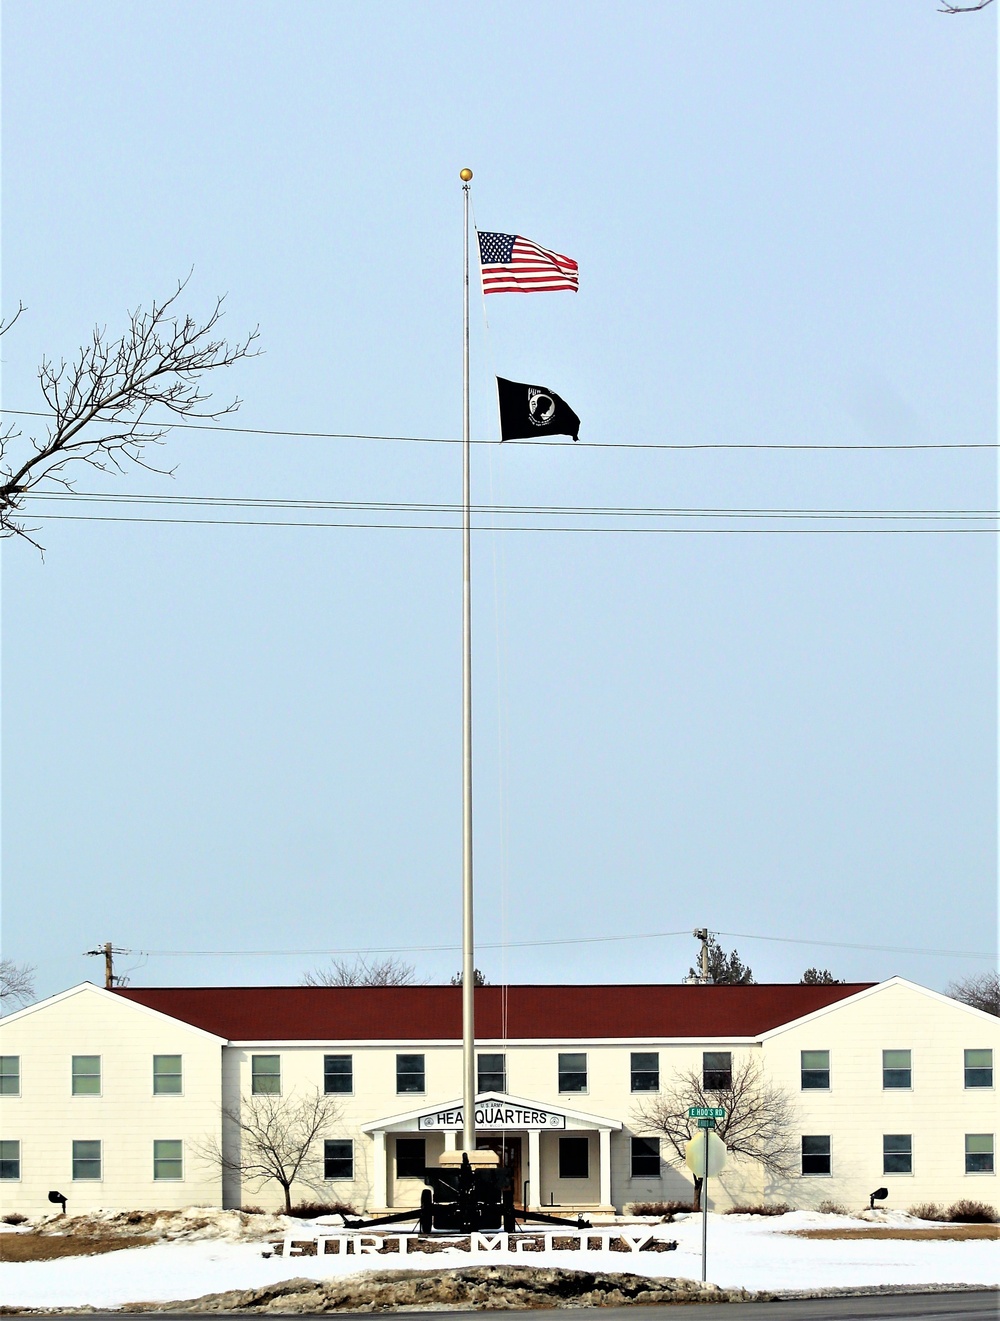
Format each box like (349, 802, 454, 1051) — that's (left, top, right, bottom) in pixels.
(477, 1135, 523, 1208)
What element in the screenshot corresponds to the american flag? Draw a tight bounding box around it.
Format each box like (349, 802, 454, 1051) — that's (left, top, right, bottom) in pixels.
(477, 231, 579, 295)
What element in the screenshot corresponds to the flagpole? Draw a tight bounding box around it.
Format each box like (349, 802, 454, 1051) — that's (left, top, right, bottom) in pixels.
(459, 166, 476, 1155)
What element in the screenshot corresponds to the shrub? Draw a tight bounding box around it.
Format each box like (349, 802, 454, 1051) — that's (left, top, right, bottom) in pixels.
(626, 1200, 692, 1219)
(1, 1213, 28, 1226)
(945, 1200, 998, 1224)
(239, 1206, 266, 1215)
(724, 1203, 792, 1217)
(817, 1201, 849, 1216)
(908, 1202, 945, 1222)
(288, 1200, 356, 1219)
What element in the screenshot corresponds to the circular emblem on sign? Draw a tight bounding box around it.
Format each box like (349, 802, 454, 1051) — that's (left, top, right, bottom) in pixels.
(528, 389, 555, 427)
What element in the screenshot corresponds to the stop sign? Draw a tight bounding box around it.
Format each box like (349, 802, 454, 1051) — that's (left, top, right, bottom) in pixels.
(685, 1129, 728, 1177)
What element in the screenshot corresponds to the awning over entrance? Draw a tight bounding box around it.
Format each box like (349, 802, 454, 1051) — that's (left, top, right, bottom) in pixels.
(363, 1093, 621, 1213)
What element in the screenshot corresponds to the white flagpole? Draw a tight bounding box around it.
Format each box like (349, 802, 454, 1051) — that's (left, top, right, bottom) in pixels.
(459, 167, 476, 1155)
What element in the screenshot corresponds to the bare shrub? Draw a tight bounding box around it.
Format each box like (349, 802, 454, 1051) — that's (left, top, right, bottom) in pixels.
(818, 1200, 849, 1215)
(946, 1200, 998, 1224)
(626, 1200, 692, 1218)
(724, 1202, 792, 1216)
(288, 1200, 356, 1218)
(908, 1202, 945, 1221)
(2, 1212, 28, 1225)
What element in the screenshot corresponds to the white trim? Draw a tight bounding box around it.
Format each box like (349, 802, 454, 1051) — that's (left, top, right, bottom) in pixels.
(362, 1090, 622, 1134)
(0, 983, 227, 1044)
(227, 1036, 762, 1049)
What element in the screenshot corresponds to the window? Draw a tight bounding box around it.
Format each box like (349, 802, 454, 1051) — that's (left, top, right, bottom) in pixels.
(630, 1052, 659, 1093)
(324, 1055, 353, 1094)
(801, 1050, 830, 1090)
(396, 1054, 425, 1094)
(882, 1049, 911, 1089)
(477, 1053, 506, 1093)
(72, 1140, 102, 1180)
(559, 1136, 590, 1179)
(801, 1135, 831, 1176)
(558, 1052, 587, 1092)
(0, 1140, 20, 1180)
(325, 1139, 354, 1180)
(703, 1051, 732, 1091)
(965, 1049, 993, 1089)
(153, 1140, 183, 1180)
(71, 1056, 101, 1096)
(153, 1055, 182, 1095)
(0, 1056, 20, 1096)
(395, 1137, 426, 1179)
(251, 1055, 280, 1095)
(630, 1136, 660, 1178)
(883, 1134, 912, 1175)
(965, 1134, 994, 1174)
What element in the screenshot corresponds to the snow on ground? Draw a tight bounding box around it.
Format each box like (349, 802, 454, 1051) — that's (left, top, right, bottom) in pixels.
(0, 1210, 996, 1309)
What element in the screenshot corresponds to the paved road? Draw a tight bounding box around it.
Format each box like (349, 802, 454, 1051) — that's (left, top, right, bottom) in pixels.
(66, 1292, 998, 1321)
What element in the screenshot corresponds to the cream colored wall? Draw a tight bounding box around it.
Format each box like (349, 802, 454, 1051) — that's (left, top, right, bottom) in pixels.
(0, 987, 223, 1218)
(761, 982, 999, 1213)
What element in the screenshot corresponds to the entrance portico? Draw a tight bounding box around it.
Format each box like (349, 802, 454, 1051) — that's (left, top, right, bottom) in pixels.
(363, 1092, 621, 1215)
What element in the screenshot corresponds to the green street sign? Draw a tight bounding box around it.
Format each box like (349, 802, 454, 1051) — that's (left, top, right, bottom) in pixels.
(697, 1118, 716, 1128)
(688, 1106, 725, 1119)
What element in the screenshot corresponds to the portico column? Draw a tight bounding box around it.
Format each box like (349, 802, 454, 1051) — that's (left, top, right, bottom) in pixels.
(598, 1129, 612, 1211)
(444, 1130, 457, 1151)
(527, 1129, 541, 1210)
(373, 1130, 387, 1210)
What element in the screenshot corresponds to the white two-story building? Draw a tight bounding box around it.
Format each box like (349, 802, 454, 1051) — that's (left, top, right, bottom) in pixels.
(0, 977, 995, 1218)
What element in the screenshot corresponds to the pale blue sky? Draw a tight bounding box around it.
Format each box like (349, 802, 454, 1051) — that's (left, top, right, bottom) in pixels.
(2, 1, 996, 1000)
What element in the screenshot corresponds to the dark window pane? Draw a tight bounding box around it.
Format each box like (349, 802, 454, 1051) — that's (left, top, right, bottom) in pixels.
(882, 1135, 912, 1174)
(559, 1136, 590, 1179)
(630, 1136, 660, 1178)
(630, 1052, 659, 1093)
(703, 1051, 732, 1091)
(72, 1139, 102, 1180)
(395, 1137, 426, 1180)
(396, 1054, 425, 1093)
(153, 1139, 183, 1180)
(558, 1052, 587, 1092)
(477, 1053, 506, 1093)
(325, 1139, 354, 1180)
(965, 1134, 994, 1174)
(801, 1135, 831, 1176)
(964, 1050, 993, 1089)
(0, 1139, 19, 1180)
(801, 1050, 830, 1090)
(882, 1050, 911, 1089)
(324, 1055, 353, 1094)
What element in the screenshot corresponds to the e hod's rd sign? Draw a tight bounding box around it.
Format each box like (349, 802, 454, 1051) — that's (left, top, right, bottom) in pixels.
(418, 1102, 566, 1131)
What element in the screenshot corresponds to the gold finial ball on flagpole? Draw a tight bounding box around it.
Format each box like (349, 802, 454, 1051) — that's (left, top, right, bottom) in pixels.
(460, 168, 473, 182)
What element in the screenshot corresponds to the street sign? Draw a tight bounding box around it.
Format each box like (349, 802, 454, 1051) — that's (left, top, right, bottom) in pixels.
(697, 1118, 716, 1128)
(688, 1106, 725, 1119)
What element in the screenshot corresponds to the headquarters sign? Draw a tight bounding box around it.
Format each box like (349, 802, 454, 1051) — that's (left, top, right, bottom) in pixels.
(418, 1102, 566, 1131)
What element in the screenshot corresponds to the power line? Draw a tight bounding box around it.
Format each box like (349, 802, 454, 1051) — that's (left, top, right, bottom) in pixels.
(25, 491, 1000, 521)
(2, 406, 995, 451)
(133, 928, 992, 960)
(28, 512, 999, 535)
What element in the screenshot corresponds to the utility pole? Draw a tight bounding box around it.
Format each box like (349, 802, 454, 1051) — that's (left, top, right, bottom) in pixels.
(84, 942, 127, 989)
(693, 928, 712, 984)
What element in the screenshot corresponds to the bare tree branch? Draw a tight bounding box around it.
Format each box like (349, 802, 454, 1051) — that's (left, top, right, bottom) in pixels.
(195, 1089, 340, 1214)
(0, 278, 259, 548)
(946, 970, 999, 1016)
(301, 955, 421, 987)
(939, 0, 993, 12)
(633, 1054, 797, 1210)
(0, 959, 37, 1010)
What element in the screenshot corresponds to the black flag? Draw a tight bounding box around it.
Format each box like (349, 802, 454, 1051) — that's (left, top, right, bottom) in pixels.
(497, 376, 580, 442)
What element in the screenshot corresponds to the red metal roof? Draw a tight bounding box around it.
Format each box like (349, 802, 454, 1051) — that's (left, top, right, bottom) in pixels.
(112, 982, 871, 1041)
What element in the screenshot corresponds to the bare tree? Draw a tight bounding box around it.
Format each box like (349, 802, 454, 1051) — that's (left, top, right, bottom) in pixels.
(633, 1054, 797, 1211)
(0, 278, 258, 548)
(0, 959, 36, 1010)
(939, 0, 993, 12)
(199, 1089, 340, 1214)
(449, 968, 488, 986)
(946, 970, 999, 1016)
(301, 955, 420, 987)
(800, 968, 843, 985)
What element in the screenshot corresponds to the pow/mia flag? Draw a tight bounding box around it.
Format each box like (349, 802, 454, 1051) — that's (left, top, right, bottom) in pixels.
(496, 376, 580, 442)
